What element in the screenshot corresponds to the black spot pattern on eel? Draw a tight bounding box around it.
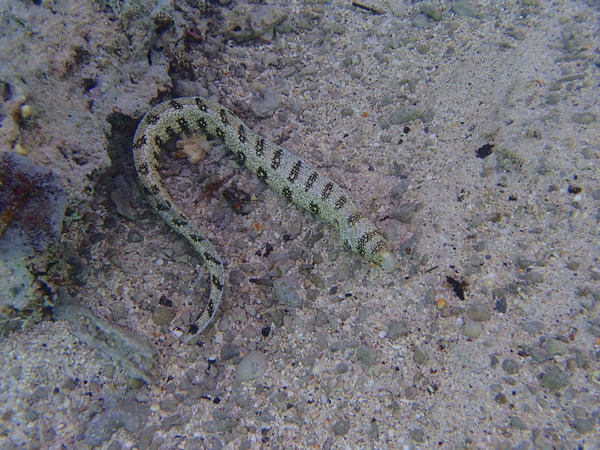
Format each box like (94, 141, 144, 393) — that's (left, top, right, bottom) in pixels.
(282, 186, 293, 201)
(236, 151, 247, 165)
(165, 125, 176, 138)
(194, 98, 208, 111)
(322, 182, 333, 200)
(238, 125, 247, 143)
(204, 252, 221, 266)
(309, 202, 320, 215)
(271, 148, 282, 170)
(305, 172, 318, 191)
(255, 137, 266, 156)
(211, 275, 224, 290)
(219, 109, 229, 125)
(257, 167, 268, 182)
(177, 117, 189, 133)
(197, 117, 208, 132)
(288, 160, 301, 182)
(348, 212, 362, 225)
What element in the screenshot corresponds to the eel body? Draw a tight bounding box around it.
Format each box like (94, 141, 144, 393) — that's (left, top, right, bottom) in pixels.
(133, 97, 395, 343)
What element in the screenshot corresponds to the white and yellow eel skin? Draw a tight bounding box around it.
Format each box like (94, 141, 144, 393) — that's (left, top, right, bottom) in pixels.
(133, 97, 396, 344)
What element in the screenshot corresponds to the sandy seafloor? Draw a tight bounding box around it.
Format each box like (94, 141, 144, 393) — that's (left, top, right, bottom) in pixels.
(0, 0, 599, 448)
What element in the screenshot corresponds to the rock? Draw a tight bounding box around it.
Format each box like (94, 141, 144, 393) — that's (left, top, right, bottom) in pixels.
(545, 338, 567, 356)
(467, 303, 491, 321)
(502, 359, 520, 375)
(272, 276, 303, 308)
(462, 320, 483, 338)
(388, 106, 422, 125)
(333, 419, 350, 436)
(335, 362, 349, 374)
(387, 320, 410, 340)
(413, 346, 429, 365)
(509, 416, 528, 430)
(420, 3, 442, 21)
(83, 395, 150, 446)
(153, 306, 174, 326)
(250, 5, 286, 37)
(540, 368, 570, 390)
(356, 345, 377, 366)
(410, 428, 426, 443)
(251, 87, 282, 118)
(237, 351, 268, 381)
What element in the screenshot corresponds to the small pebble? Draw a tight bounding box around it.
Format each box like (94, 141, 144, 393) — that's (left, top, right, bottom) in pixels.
(391, 203, 419, 223)
(572, 417, 594, 434)
(522, 321, 544, 334)
(530, 348, 548, 364)
(273, 276, 303, 308)
(501, 359, 520, 375)
(420, 3, 442, 21)
(356, 345, 377, 366)
(412, 346, 429, 365)
(467, 303, 491, 321)
(524, 271, 544, 284)
(462, 320, 483, 338)
(509, 415, 528, 430)
(387, 320, 410, 340)
(237, 351, 268, 381)
(495, 296, 507, 313)
(545, 338, 567, 356)
(388, 106, 422, 125)
(251, 87, 282, 118)
(250, 5, 286, 35)
(452, 2, 479, 17)
(335, 362, 349, 374)
(161, 414, 189, 432)
(571, 112, 597, 124)
(409, 428, 426, 443)
(494, 393, 508, 405)
(333, 419, 350, 436)
(153, 306, 175, 326)
(540, 368, 570, 390)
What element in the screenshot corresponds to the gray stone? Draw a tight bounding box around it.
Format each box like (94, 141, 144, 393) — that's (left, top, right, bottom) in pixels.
(251, 87, 282, 118)
(387, 320, 410, 340)
(467, 303, 491, 321)
(333, 419, 350, 436)
(573, 417, 594, 434)
(502, 359, 520, 375)
(389, 106, 422, 125)
(420, 3, 442, 21)
(413, 346, 429, 365)
(250, 5, 286, 36)
(273, 276, 303, 308)
(572, 112, 597, 124)
(83, 396, 149, 446)
(524, 271, 544, 284)
(237, 351, 268, 381)
(522, 321, 544, 334)
(540, 368, 570, 390)
(410, 428, 426, 443)
(510, 416, 528, 430)
(356, 345, 377, 366)
(153, 306, 174, 326)
(335, 362, 349, 374)
(462, 320, 483, 338)
(545, 338, 567, 356)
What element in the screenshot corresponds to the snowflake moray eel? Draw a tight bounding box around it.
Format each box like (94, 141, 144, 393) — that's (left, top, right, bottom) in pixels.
(133, 97, 396, 344)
